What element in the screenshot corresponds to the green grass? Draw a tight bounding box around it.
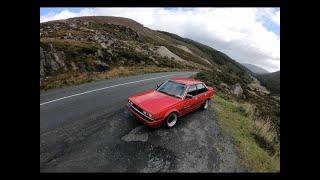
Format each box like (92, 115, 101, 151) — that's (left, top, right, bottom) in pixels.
(211, 94, 280, 172)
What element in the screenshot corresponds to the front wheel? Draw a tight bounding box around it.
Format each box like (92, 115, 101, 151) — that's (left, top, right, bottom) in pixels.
(165, 113, 178, 128)
(201, 99, 210, 110)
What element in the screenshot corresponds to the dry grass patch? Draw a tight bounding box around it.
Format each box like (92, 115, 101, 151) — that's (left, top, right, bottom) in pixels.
(211, 94, 280, 172)
(40, 66, 186, 91)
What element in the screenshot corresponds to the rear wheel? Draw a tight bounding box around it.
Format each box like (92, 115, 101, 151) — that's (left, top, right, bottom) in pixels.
(201, 99, 209, 110)
(165, 113, 178, 128)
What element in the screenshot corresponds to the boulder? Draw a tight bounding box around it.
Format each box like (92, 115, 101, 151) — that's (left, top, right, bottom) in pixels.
(96, 49, 104, 58)
(106, 49, 113, 55)
(70, 62, 78, 71)
(220, 83, 230, 90)
(83, 21, 89, 26)
(100, 42, 107, 49)
(149, 56, 159, 65)
(106, 40, 113, 46)
(66, 32, 73, 39)
(52, 52, 66, 69)
(94, 60, 109, 72)
(230, 83, 243, 97)
(69, 23, 77, 29)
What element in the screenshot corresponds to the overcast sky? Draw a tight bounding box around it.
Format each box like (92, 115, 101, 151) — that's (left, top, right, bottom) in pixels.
(40, 8, 280, 72)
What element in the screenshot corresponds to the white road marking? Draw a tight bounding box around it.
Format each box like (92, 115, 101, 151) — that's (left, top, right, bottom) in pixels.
(40, 73, 190, 106)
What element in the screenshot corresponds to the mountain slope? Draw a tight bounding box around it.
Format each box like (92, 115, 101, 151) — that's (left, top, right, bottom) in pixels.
(242, 63, 269, 74)
(257, 71, 280, 95)
(40, 16, 252, 90)
(158, 31, 252, 85)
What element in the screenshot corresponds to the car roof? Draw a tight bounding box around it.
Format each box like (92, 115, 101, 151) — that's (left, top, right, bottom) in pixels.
(170, 77, 203, 85)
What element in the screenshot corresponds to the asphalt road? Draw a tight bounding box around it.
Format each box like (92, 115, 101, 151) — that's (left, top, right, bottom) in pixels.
(40, 71, 240, 172)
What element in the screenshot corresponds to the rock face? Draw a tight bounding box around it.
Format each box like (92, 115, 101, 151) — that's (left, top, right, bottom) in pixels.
(94, 60, 109, 72)
(220, 82, 244, 97)
(230, 83, 243, 97)
(248, 77, 270, 95)
(153, 46, 186, 63)
(40, 45, 67, 78)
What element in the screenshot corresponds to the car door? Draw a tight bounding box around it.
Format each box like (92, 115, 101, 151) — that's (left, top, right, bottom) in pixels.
(195, 83, 208, 107)
(180, 84, 198, 116)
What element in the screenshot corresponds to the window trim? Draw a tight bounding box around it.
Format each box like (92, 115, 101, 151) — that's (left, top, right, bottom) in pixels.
(187, 84, 197, 96)
(196, 83, 208, 94)
(183, 83, 209, 99)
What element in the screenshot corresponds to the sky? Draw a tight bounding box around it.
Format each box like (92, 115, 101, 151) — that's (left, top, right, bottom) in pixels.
(40, 8, 280, 72)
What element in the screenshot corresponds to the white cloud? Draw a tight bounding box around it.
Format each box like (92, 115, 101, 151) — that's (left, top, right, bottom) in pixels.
(40, 8, 280, 72)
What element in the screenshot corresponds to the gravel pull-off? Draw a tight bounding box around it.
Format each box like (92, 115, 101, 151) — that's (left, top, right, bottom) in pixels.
(121, 126, 148, 142)
(41, 106, 241, 172)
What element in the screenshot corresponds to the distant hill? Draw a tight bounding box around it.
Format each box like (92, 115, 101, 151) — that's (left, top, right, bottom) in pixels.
(242, 63, 269, 74)
(257, 71, 280, 95)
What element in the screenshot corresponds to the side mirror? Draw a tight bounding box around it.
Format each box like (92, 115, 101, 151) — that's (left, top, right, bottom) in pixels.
(186, 94, 193, 99)
(156, 84, 160, 89)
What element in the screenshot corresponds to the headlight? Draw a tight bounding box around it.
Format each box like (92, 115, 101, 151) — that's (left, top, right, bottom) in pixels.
(128, 100, 133, 105)
(147, 113, 153, 118)
(143, 111, 154, 120)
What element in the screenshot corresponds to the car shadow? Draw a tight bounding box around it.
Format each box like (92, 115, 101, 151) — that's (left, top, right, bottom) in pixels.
(137, 107, 208, 133)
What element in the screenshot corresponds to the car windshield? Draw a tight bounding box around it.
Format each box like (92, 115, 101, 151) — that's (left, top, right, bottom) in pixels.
(157, 80, 187, 98)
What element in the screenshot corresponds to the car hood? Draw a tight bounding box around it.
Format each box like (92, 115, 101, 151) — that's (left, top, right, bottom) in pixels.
(129, 89, 181, 115)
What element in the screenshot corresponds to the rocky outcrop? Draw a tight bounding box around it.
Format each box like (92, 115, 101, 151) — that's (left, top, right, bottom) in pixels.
(153, 46, 186, 63)
(219, 83, 230, 90)
(230, 83, 243, 97)
(40, 45, 67, 78)
(219, 82, 244, 97)
(93, 60, 109, 72)
(39, 16, 220, 83)
(248, 78, 270, 95)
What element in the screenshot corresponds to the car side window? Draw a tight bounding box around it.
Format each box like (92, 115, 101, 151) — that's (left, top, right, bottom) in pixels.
(196, 83, 208, 94)
(187, 85, 197, 96)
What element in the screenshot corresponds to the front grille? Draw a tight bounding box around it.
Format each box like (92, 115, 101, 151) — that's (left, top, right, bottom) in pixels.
(132, 103, 143, 114)
(128, 102, 152, 122)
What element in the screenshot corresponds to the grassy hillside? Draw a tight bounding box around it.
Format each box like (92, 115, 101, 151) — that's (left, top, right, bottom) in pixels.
(194, 72, 280, 172)
(158, 30, 252, 85)
(211, 94, 279, 172)
(40, 16, 252, 91)
(257, 71, 280, 95)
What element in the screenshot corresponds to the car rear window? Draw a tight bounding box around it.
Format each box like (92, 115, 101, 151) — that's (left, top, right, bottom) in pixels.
(196, 83, 207, 94)
(187, 85, 197, 96)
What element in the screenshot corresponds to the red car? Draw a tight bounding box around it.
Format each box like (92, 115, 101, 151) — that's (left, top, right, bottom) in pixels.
(126, 77, 215, 128)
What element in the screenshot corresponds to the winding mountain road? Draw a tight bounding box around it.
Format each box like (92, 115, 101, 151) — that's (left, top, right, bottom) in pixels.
(40, 71, 240, 172)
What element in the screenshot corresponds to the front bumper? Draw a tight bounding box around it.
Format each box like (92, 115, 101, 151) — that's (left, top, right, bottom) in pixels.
(126, 104, 163, 127)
